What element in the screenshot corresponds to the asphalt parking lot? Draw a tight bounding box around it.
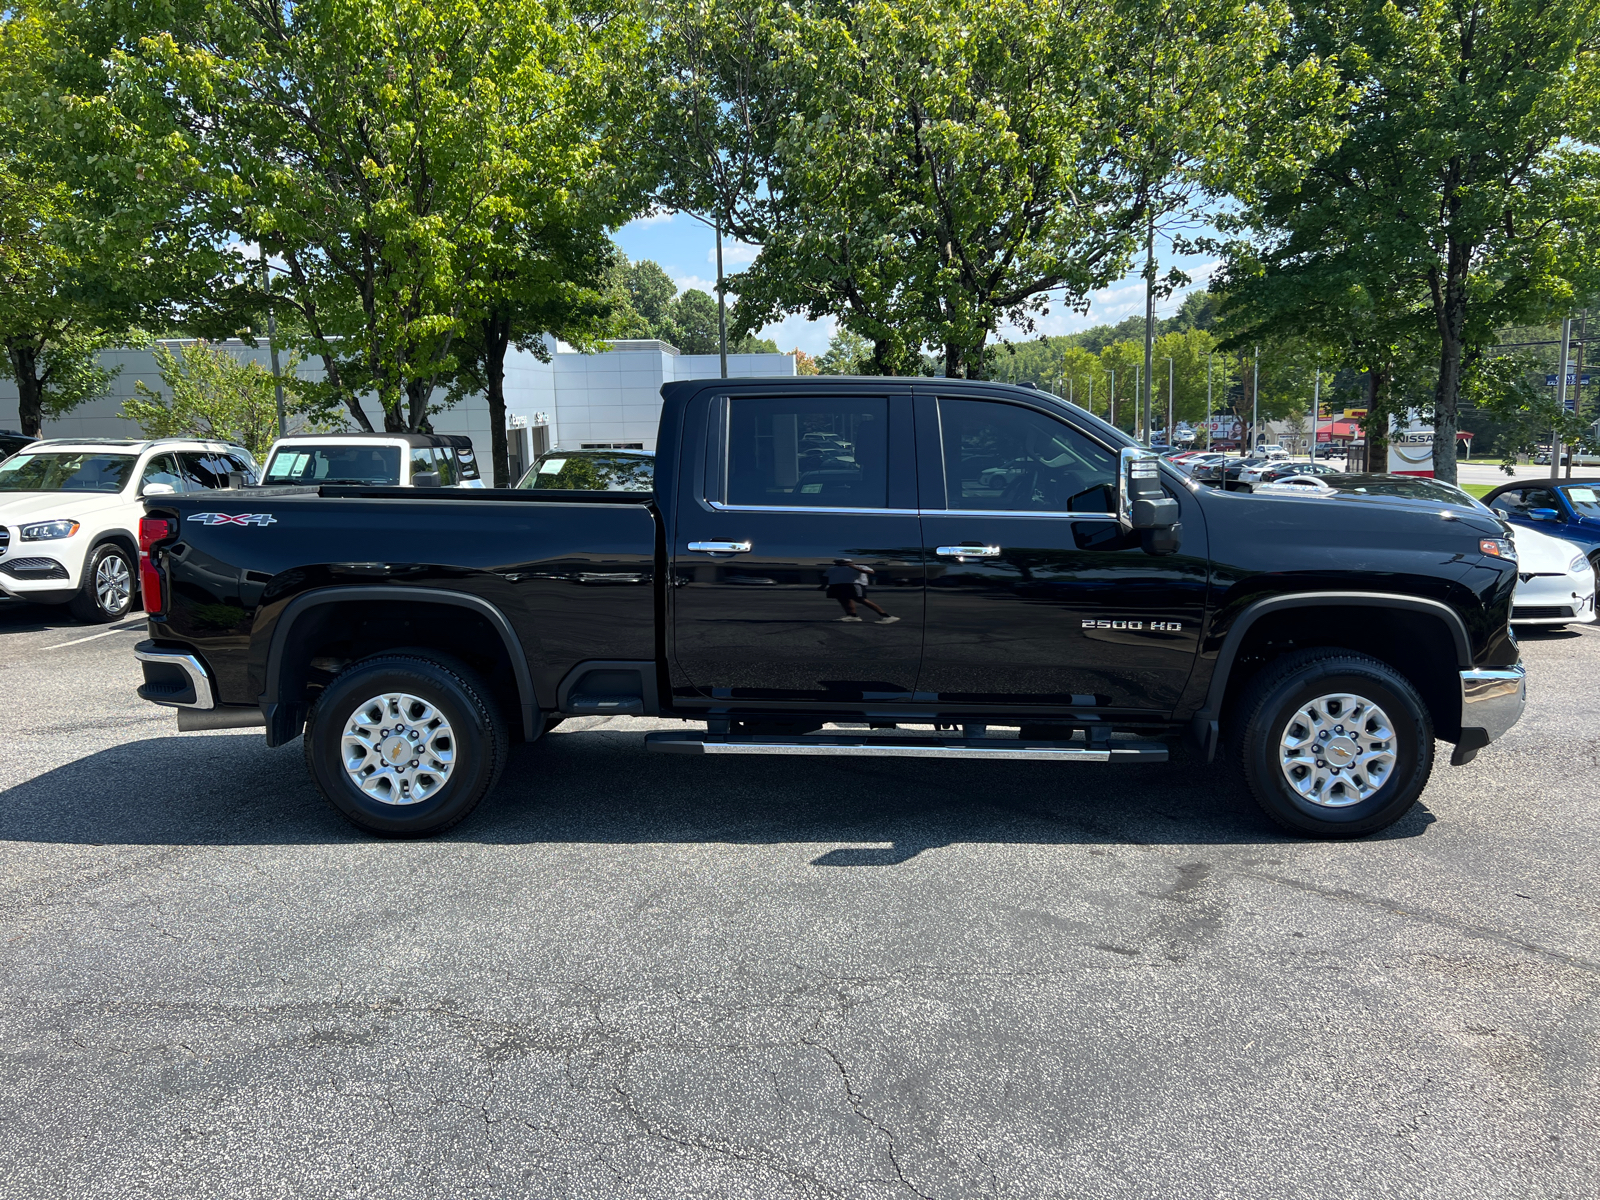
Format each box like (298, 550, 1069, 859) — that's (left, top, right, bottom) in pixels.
(1, 600, 1597, 1199)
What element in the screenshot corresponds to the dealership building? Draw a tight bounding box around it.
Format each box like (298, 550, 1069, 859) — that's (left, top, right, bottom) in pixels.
(0, 336, 797, 478)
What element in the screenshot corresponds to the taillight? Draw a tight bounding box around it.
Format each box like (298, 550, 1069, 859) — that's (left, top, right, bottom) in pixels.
(139, 517, 177, 615)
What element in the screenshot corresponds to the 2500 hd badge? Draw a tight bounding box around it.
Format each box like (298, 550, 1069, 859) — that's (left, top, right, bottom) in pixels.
(1083, 618, 1183, 631)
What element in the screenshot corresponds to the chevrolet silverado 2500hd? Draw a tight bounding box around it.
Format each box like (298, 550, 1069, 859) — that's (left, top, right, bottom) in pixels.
(132, 378, 1526, 838)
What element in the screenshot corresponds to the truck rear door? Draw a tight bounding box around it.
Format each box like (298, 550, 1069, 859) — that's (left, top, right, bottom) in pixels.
(670, 387, 923, 704)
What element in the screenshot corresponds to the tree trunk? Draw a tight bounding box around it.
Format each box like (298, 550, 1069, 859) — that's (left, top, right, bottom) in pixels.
(318, 354, 375, 431)
(1366, 364, 1389, 471)
(483, 313, 513, 487)
(1429, 245, 1470, 485)
(6, 341, 45, 438)
(944, 342, 962, 379)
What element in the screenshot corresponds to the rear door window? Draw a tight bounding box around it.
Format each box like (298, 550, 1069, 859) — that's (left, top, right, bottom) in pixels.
(140, 454, 184, 492)
(725, 396, 889, 508)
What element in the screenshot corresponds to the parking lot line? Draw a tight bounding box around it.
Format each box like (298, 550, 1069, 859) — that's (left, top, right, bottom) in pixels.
(42, 621, 146, 650)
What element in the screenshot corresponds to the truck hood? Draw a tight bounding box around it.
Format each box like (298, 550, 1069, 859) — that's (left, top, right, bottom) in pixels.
(0, 490, 130, 525)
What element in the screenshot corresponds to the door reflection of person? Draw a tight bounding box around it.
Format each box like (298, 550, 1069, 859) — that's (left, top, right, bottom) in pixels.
(823, 559, 898, 623)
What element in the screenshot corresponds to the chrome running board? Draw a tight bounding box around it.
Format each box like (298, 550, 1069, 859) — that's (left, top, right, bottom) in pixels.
(645, 732, 1168, 763)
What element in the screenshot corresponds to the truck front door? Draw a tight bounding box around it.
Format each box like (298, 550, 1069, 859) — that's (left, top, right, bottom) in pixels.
(913, 393, 1206, 713)
(670, 389, 924, 704)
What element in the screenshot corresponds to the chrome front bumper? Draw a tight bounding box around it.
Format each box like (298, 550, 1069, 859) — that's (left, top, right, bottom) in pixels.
(1459, 662, 1526, 747)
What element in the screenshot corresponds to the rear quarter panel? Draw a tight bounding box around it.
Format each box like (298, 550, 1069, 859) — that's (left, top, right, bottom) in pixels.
(147, 493, 657, 706)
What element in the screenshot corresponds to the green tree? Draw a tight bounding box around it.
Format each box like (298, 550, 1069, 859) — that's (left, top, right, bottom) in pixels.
(816, 328, 871, 375)
(624, 259, 681, 335)
(117, 0, 638, 434)
(121, 341, 290, 458)
(1219, 0, 1600, 482)
(0, 160, 121, 434)
(668, 289, 720, 353)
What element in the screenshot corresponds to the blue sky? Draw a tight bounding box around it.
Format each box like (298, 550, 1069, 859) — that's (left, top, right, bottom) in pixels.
(612, 212, 1222, 356)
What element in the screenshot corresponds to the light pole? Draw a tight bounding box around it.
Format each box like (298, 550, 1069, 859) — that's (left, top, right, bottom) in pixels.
(1312, 353, 1321, 460)
(1251, 346, 1260, 454)
(1554, 316, 1572, 481)
(261, 245, 286, 439)
(1109, 369, 1116, 428)
(716, 220, 728, 380)
(1165, 356, 1174, 446)
(1134, 363, 1142, 442)
(1206, 353, 1213, 448)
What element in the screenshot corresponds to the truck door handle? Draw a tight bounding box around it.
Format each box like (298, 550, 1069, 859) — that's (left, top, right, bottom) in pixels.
(936, 545, 1001, 559)
(687, 541, 753, 554)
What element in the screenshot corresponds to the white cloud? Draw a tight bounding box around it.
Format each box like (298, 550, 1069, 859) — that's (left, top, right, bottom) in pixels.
(671, 273, 723, 297)
(709, 240, 760, 268)
(1002, 260, 1222, 342)
(619, 209, 677, 230)
(758, 313, 835, 357)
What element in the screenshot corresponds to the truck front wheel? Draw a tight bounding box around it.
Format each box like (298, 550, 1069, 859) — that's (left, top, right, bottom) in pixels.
(304, 654, 507, 837)
(1234, 649, 1434, 838)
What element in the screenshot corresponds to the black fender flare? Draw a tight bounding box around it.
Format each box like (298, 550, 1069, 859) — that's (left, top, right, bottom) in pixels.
(1188, 591, 1472, 762)
(259, 586, 538, 746)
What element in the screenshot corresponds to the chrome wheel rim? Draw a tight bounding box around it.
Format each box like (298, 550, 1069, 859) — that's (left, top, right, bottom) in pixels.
(1278, 692, 1398, 808)
(341, 692, 455, 806)
(96, 554, 131, 613)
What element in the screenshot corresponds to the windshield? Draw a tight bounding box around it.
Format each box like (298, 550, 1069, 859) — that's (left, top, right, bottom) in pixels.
(0, 452, 136, 493)
(1563, 485, 1600, 517)
(264, 445, 402, 486)
(520, 451, 654, 492)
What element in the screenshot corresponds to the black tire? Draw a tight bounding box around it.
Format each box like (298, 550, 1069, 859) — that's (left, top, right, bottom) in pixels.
(1233, 649, 1433, 838)
(304, 654, 507, 837)
(68, 542, 137, 623)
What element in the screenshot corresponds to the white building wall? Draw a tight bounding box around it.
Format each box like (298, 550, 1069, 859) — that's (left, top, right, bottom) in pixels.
(1, 337, 797, 463)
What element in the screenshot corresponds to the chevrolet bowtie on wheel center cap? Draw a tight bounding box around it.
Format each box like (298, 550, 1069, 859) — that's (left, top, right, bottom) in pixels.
(1278, 692, 1397, 807)
(302, 654, 506, 837)
(341, 692, 454, 805)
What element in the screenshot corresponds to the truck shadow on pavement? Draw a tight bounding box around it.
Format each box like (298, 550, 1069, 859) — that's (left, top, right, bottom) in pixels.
(0, 723, 1436, 853)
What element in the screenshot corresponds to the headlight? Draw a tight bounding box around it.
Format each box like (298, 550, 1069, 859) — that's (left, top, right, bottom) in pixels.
(19, 519, 80, 541)
(1571, 553, 1591, 575)
(1479, 538, 1517, 561)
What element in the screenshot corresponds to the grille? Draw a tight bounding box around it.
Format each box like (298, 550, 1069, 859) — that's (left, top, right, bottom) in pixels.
(1512, 604, 1573, 619)
(0, 557, 68, 579)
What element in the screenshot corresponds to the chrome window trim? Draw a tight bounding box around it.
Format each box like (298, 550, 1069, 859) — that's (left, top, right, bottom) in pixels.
(706, 500, 915, 516)
(919, 508, 1119, 521)
(704, 501, 1119, 519)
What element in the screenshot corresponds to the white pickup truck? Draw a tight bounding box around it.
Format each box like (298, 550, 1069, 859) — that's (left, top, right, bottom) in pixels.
(261, 432, 484, 488)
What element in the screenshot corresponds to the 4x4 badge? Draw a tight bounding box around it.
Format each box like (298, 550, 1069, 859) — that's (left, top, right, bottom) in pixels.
(190, 512, 278, 527)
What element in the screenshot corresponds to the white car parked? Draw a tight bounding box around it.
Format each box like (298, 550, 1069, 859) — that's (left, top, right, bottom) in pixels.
(260, 432, 484, 488)
(1507, 523, 1597, 627)
(0, 438, 258, 622)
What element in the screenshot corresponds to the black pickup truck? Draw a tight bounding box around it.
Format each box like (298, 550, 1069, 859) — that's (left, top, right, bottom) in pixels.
(132, 378, 1526, 839)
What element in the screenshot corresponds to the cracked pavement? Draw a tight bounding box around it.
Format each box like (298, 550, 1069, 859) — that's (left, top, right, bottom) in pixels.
(1, 599, 1597, 1198)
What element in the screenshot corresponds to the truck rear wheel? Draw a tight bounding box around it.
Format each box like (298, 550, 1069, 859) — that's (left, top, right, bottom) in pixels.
(304, 654, 507, 837)
(1234, 649, 1433, 838)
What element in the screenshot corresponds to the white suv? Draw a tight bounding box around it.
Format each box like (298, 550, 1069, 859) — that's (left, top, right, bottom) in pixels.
(0, 438, 259, 622)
